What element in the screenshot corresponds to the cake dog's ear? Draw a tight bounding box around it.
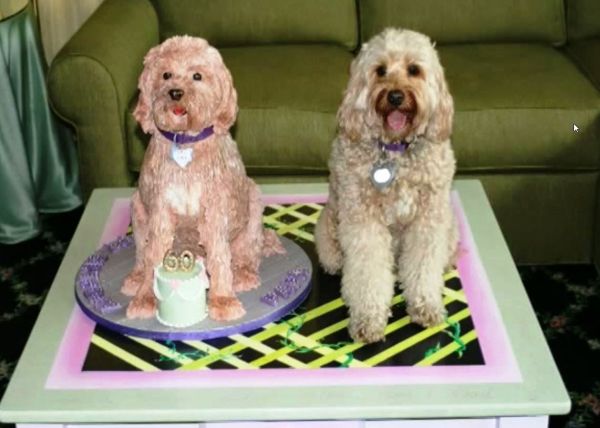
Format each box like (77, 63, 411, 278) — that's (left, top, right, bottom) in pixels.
(134, 44, 161, 134)
(215, 67, 238, 134)
(207, 46, 238, 134)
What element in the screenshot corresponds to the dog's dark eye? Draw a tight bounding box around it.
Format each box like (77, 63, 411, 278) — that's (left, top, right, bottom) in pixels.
(407, 64, 420, 77)
(376, 65, 387, 77)
(163, 72, 172, 80)
(193, 73, 202, 81)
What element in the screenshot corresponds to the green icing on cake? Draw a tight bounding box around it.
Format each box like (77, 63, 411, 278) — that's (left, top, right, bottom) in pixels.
(153, 261, 208, 328)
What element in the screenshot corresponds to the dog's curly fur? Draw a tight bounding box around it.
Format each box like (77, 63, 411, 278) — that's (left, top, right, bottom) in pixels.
(315, 28, 458, 343)
(123, 36, 283, 321)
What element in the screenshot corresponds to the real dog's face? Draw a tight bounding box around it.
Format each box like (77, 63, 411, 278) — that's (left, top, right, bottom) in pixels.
(134, 36, 237, 136)
(338, 29, 453, 143)
(372, 54, 422, 141)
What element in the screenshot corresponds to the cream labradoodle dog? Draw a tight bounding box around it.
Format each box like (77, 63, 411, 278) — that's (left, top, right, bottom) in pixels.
(315, 28, 458, 343)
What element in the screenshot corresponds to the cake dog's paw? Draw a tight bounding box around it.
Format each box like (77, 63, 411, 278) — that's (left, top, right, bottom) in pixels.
(122, 269, 144, 296)
(126, 290, 157, 319)
(233, 267, 260, 292)
(209, 295, 246, 321)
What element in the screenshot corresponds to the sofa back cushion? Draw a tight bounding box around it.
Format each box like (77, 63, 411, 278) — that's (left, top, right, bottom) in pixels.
(567, 0, 600, 40)
(150, 0, 357, 50)
(359, 0, 566, 45)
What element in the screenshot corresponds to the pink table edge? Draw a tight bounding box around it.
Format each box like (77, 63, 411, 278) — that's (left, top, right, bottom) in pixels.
(46, 192, 522, 390)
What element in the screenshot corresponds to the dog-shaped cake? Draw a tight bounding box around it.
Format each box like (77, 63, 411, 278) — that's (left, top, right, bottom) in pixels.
(123, 36, 283, 321)
(315, 29, 458, 343)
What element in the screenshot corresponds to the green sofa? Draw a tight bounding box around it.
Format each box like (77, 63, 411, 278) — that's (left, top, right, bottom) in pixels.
(47, 0, 600, 266)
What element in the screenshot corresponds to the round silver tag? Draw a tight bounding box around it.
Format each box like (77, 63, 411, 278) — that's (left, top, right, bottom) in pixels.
(370, 161, 397, 191)
(373, 168, 392, 183)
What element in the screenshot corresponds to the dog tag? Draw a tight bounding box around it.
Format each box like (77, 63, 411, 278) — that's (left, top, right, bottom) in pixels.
(370, 160, 397, 191)
(171, 144, 193, 168)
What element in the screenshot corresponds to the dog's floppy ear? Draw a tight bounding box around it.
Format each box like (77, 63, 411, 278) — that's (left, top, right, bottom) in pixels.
(426, 65, 454, 142)
(337, 53, 369, 141)
(214, 69, 238, 134)
(212, 48, 238, 134)
(134, 44, 161, 134)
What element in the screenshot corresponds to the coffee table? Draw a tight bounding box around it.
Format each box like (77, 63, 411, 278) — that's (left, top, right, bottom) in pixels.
(0, 180, 569, 427)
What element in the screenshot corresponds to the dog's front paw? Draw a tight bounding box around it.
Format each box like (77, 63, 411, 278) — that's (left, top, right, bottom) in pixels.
(318, 248, 343, 275)
(262, 229, 286, 257)
(407, 301, 446, 328)
(314, 208, 342, 275)
(348, 309, 390, 344)
(122, 269, 144, 296)
(233, 267, 260, 292)
(126, 290, 157, 319)
(209, 295, 246, 321)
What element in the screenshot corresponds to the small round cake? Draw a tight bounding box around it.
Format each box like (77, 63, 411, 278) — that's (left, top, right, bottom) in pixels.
(153, 260, 209, 328)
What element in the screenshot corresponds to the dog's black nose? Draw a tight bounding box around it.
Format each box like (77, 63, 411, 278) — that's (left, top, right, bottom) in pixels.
(387, 90, 404, 107)
(169, 89, 184, 101)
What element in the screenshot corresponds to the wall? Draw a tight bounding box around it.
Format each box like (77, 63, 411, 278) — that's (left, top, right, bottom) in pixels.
(35, 0, 104, 63)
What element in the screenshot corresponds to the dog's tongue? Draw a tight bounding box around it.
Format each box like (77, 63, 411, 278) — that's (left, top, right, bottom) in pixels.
(386, 110, 407, 131)
(172, 106, 187, 116)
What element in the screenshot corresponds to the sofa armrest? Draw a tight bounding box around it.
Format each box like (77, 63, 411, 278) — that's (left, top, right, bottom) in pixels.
(48, 0, 158, 196)
(567, 38, 600, 91)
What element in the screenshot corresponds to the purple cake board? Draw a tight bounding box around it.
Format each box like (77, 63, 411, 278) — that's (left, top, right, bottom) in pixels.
(74, 282, 311, 341)
(74, 235, 312, 341)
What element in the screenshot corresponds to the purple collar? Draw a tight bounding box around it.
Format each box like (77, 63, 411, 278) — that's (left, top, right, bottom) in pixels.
(378, 140, 410, 153)
(158, 125, 214, 145)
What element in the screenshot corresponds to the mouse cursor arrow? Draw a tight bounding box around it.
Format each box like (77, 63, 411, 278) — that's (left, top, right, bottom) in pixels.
(573, 123, 580, 133)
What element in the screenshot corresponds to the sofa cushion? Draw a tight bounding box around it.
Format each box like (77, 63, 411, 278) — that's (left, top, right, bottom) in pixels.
(468, 171, 598, 264)
(567, 0, 600, 40)
(567, 39, 600, 90)
(439, 43, 600, 171)
(150, 0, 357, 50)
(127, 45, 352, 174)
(360, 0, 566, 45)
